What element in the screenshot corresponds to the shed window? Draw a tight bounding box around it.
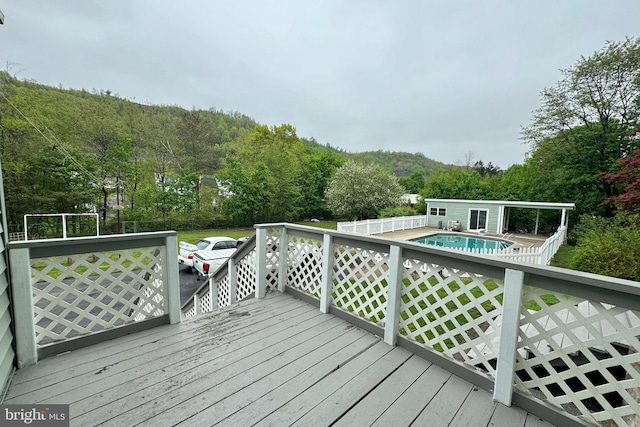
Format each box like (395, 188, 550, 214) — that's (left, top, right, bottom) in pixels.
(430, 207, 446, 216)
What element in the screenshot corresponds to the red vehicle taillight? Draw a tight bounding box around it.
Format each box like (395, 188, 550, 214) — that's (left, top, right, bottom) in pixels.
(188, 254, 194, 260)
(203, 263, 210, 274)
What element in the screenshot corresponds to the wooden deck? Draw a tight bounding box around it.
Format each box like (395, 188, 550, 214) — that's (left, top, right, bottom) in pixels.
(4, 292, 556, 426)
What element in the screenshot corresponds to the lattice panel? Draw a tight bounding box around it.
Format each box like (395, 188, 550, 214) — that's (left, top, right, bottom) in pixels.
(131, 262, 164, 322)
(31, 247, 165, 346)
(515, 287, 640, 426)
(183, 306, 195, 319)
(200, 287, 213, 314)
(216, 275, 230, 309)
(236, 248, 257, 302)
(398, 259, 504, 374)
(287, 235, 323, 298)
(331, 245, 390, 324)
(265, 229, 280, 291)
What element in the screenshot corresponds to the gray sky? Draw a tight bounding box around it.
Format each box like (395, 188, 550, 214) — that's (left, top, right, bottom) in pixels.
(1, 1, 639, 168)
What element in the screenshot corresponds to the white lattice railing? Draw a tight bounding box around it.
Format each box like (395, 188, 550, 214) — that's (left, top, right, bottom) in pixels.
(337, 215, 427, 235)
(8, 232, 180, 367)
(183, 223, 640, 426)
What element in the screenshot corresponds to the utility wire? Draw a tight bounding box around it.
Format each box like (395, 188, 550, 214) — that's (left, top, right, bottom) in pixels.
(0, 91, 100, 184)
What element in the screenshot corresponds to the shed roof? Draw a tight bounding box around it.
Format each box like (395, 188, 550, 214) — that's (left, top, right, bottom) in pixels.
(424, 199, 575, 210)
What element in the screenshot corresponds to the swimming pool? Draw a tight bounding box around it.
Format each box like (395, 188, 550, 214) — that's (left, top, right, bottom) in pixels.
(411, 233, 513, 251)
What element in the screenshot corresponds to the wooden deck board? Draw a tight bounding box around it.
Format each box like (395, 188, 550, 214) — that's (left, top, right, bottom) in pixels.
(217, 341, 399, 426)
(331, 354, 432, 427)
(74, 305, 335, 425)
(489, 399, 528, 426)
(370, 363, 453, 426)
(260, 345, 413, 427)
(3, 291, 562, 427)
(448, 387, 498, 426)
(6, 295, 308, 403)
(167, 330, 379, 426)
(411, 374, 475, 425)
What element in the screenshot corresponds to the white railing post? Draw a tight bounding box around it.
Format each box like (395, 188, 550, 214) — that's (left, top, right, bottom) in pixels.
(193, 294, 201, 316)
(384, 245, 404, 346)
(277, 227, 288, 292)
(493, 268, 525, 405)
(163, 234, 181, 324)
(255, 227, 267, 299)
(228, 256, 237, 305)
(209, 277, 218, 310)
(319, 234, 334, 314)
(9, 247, 37, 367)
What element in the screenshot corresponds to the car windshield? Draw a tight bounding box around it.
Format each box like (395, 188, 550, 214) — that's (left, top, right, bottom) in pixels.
(195, 240, 210, 250)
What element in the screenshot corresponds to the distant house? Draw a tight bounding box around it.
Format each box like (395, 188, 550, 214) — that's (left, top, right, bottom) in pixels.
(424, 199, 575, 234)
(401, 194, 420, 209)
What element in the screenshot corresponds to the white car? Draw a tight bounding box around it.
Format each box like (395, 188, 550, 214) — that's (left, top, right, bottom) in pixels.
(178, 236, 238, 273)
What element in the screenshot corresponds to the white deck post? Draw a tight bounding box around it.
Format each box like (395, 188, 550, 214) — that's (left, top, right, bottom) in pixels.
(255, 227, 267, 299)
(534, 209, 540, 235)
(62, 213, 68, 239)
(164, 234, 181, 324)
(228, 256, 237, 304)
(9, 247, 37, 367)
(493, 268, 525, 405)
(319, 234, 334, 314)
(209, 276, 218, 310)
(384, 245, 404, 346)
(277, 227, 288, 292)
(193, 294, 200, 316)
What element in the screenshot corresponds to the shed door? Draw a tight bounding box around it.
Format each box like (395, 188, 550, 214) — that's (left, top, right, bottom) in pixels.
(469, 209, 488, 230)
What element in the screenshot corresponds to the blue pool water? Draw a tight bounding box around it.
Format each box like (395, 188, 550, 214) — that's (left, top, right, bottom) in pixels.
(411, 233, 513, 251)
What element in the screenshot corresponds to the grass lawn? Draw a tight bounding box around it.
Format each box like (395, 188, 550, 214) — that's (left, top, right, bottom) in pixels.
(549, 244, 575, 269)
(176, 220, 338, 244)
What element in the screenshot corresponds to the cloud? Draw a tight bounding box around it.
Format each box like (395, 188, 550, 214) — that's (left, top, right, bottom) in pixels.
(1, 0, 639, 168)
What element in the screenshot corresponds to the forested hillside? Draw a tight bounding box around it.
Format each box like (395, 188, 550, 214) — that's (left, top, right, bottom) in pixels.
(0, 72, 447, 228)
(348, 150, 450, 177)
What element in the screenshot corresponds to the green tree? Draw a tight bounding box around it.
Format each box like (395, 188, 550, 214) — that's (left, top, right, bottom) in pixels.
(523, 37, 640, 217)
(398, 170, 426, 193)
(298, 148, 344, 218)
(218, 157, 274, 225)
(219, 124, 307, 223)
(421, 169, 491, 200)
(325, 161, 404, 220)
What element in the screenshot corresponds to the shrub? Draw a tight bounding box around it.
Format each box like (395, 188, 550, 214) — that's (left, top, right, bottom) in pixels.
(378, 206, 417, 218)
(569, 215, 640, 281)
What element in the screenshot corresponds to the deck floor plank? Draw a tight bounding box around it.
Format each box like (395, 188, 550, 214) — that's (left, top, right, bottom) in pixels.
(74, 306, 338, 425)
(448, 386, 498, 426)
(293, 350, 426, 427)
(330, 354, 432, 427)
(6, 296, 311, 403)
(6, 293, 291, 394)
(160, 329, 379, 426)
(370, 363, 453, 427)
(3, 292, 562, 427)
(488, 399, 528, 427)
(218, 341, 401, 427)
(411, 371, 475, 425)
(524, 414, 557, 427)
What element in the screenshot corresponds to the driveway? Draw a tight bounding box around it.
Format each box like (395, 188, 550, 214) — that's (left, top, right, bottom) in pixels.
(179, 266, 205, 306)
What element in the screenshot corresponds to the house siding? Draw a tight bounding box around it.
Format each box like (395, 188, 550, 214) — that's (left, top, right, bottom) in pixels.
(426, 201, 501, 233)
(0, 162, 14, 398)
